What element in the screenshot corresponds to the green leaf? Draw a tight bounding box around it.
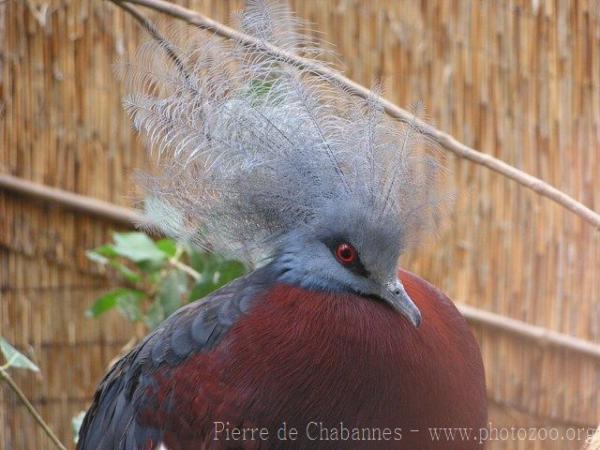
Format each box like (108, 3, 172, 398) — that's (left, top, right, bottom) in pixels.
(88, 245, 142, 283)
(188, 264, 245, 301)
(108, 261, 142, 283)
(145, 271, 188, 329)
(158, 271, 188, 315)
(86, 250, 108, 265)
(188, 279, 215, 301)
(147, 269, 164, 284)
(71, 411, 86, 443)
(135, 259, 165, 274)
(116, 291, 144, 323)
(188, 252, 246, 301)
(0, 338, 40, 372)
(86, 245, 119, 265)
(112, 232, 166, 263)
(143, 302, 165, 330)
(86, 289, 144, 320)
(156, 239, 177, 258)
(86, 291, 118, 318)
(94, 244, 119, 258)
(188, 250, 219, 273)
(217, 260, 246, 284)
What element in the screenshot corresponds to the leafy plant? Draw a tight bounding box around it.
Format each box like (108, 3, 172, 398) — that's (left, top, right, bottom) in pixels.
(0, 338, 40, 373)
(76, 232, 245, 441)
(0, 337, 66, 450)
(86, 232, 246, 329)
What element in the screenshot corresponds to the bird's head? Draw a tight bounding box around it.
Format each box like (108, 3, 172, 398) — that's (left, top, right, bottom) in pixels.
(123, 1, 446, 328)
(273, 198, 422, 327)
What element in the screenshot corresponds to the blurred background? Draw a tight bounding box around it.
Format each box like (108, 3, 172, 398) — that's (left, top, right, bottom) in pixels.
(1, 0, 599, 449)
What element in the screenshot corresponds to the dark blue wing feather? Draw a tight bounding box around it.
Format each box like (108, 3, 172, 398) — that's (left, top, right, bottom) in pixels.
(77, 268, 272, 450)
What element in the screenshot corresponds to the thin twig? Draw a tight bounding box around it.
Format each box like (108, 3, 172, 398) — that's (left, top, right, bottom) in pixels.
(169, 247, 201, 280)
(168, 246, 202, 282)
(115, 0, 600, 230)
(108, 0, 190, 81)
(169, 258, 201, 280)
(0, 174, 147, 226)
(457, 303, 600, 361)
(0, 369, 67, 450)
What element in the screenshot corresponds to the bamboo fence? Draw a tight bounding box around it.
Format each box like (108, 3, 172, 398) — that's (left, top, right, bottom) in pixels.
(1, 1, 599, 449)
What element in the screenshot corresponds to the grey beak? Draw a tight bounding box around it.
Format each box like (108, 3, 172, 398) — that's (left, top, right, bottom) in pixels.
(382, 278, 422, 328)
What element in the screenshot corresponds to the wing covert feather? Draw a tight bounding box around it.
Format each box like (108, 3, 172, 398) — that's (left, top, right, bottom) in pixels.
(77, 270, 271, 450)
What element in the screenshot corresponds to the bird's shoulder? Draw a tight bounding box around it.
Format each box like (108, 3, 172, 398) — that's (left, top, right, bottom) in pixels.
(77, 267, 273, 450)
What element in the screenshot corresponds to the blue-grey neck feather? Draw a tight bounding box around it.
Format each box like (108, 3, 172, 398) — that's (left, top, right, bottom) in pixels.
(120, 0, 446, 267)
(270, 236, 344, 292)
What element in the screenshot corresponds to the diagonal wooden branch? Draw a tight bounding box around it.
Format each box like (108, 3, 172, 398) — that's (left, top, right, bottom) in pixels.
(113, 0, 600, 230)
(0, 369, 67, 450)
(0, 174, 147, 225)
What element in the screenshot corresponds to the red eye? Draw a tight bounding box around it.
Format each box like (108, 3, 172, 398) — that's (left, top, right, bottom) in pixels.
(335, 243, 357, 265)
